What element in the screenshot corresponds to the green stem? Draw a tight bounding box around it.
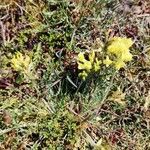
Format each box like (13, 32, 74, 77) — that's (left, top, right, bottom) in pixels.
(84, 70, 117, 117)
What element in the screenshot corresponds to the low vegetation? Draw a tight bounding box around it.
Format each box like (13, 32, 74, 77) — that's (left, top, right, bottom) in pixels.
(0, 0, 150, 149)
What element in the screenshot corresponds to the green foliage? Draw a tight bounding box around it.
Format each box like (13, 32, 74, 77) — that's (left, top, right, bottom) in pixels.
(0, 95, 79, 149)
(38, 109, 79, 149)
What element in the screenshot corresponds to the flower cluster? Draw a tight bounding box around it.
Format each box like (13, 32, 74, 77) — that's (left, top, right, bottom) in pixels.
(11, 52, 31, 72)
(104, 37, 133, 70)
(77, 37, 134, 80)
(77, 51, 101, 80)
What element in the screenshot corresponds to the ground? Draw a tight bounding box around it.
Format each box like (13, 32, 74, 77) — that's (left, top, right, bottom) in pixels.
(0, 0, 150, 150)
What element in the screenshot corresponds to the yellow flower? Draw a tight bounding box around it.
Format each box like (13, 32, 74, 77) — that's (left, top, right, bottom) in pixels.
(103, 56, 112, 67)
(114, 59, 126, 70)
(11, 52, 31, 72)
(121, 37, 133, 48)
(107, 37, 133, 55)
(77, 52, 92, 71)
(94, 58, 101, 71)
(77, 52, 85, 62)
(107, 42, 125, 55)
(79, 71, 88, 80)
(78, 61, 92, 71)
(107, 37, 133, 70)
(120, 51, 132, 62)
(77, 50, 101, 79)
(89, 50, 95, 63)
